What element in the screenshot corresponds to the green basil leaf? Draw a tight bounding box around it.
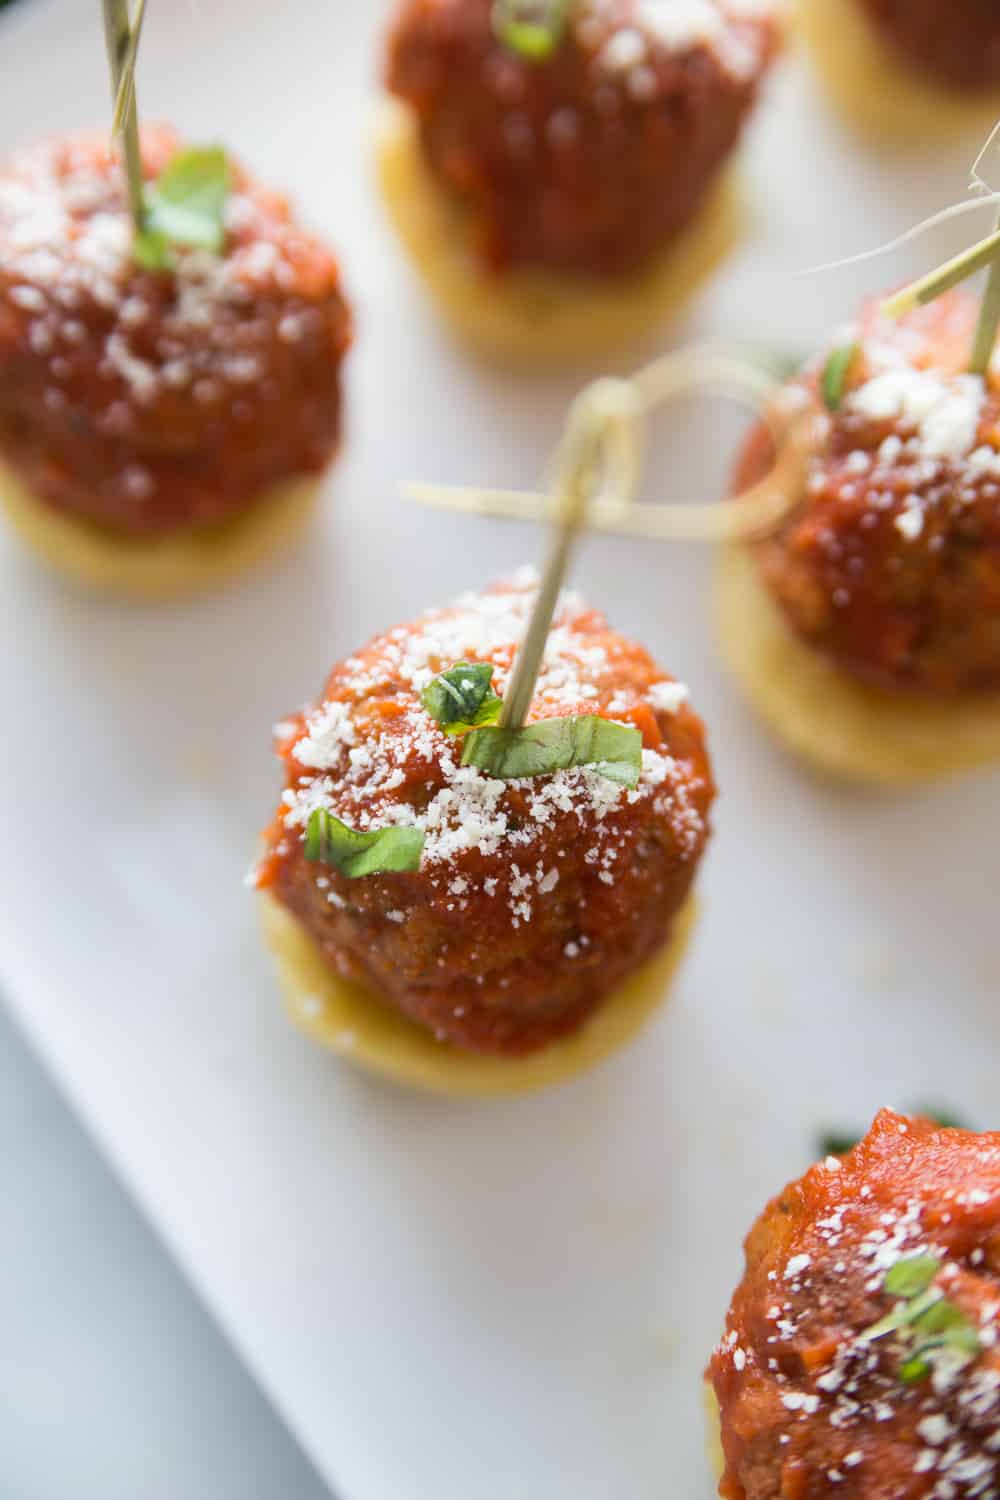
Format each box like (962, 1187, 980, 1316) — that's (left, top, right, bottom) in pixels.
(132, 225, 172, 271)
(421, 662, 502, 735)
(860, 1245, 979, 1384)
(899, 1322, 979, 1387)
(136, 146, 230, 268)
(821, 343, 857, 411)
(897, 1287, 943, 1326)
(818, 1107, 968, 1164)
(944, 1323, 982, 1357)
(911, 1106, 970, 1132)
(861, 1285, 941, 1345)
(462, 715, 642, 785)
(492, 0, 570, 60)
(304, 809, 424, 878)
(910, 1300, 980, 1360)
(860, 1303, 912, 1344)
(818, 1131, 859, 1159)
(884, 1255, 941, 1300)
(912, 1299, 968, 1337)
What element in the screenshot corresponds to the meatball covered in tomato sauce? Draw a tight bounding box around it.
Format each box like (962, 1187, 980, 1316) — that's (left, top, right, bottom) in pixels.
(709, 1110, 1000, 1500)
(384, 0, 778, 277)
(736, 291, 1000, 697)
(856, 0, 1000, 93)
(256, 574, 714, 1056)
(0, 127, 351, 537)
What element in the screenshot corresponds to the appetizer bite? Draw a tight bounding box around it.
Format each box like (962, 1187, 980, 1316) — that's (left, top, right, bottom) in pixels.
(799, 0, 1000, 140)
(717, 273, 1000, 784)
(377, 0, 779, 361)
(0, 1, 351, 597)
(254, 397, 714, 1095)
(707, 1109, 1000, 1498)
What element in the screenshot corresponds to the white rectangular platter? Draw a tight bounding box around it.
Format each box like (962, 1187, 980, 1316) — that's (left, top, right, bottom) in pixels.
(2, 3, 999, 1497)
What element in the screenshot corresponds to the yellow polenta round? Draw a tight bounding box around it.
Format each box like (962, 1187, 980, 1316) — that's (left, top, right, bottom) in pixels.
(0, 455, 323, 601)
(716, 544, 1000, 786)
(373, 97, 742, 365)
(260, 891, 697, 1098)
(705, 1382, 725, 1487)
(796, 0, 1000, 142)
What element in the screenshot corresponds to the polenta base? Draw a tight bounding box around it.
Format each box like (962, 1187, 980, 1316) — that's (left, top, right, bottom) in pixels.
(716, 544, 1000, 786)
(260, 890, 697, 1098)
(374, 97, 742, 364)
(0, 455, 323, 601)
(704, 1382, 725, 1488)
(796, 0, 1000, 142)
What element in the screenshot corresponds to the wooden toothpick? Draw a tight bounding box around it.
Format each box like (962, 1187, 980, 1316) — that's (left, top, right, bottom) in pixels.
(498, 396, 602, 730)
(102, 0, 145, 235)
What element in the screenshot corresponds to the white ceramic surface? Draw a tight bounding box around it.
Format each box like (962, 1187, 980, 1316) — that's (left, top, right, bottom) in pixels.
(2, 5, 999, 1499)
(0, 1004, 331, 1500)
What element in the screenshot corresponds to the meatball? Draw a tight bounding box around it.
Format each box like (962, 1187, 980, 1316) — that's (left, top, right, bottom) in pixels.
(0, 128, 351, 536)
(256, 574, 714, 1056)
(384, 0, 778, 277)
(709, 1109, 1000, 1500)
(856, 0, 1000, 93)
(736, 291, 1000, 697)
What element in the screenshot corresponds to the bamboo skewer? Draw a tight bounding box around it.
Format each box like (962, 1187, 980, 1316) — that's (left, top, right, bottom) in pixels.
(404, 348, 820, 551)
(102, 0, 145, 235)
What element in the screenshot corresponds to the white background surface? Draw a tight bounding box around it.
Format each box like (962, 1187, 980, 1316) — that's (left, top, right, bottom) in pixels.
(0, 1003, 331, 1500)
(2, 3, 999, 1499)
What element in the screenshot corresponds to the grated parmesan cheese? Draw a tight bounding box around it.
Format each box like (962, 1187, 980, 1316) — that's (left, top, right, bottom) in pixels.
(277, 578, 709, 926)
(849, 369, 983, 462)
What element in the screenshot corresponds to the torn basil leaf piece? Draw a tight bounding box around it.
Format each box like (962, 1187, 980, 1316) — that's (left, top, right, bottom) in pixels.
(917, 1302, 983, 1362)
(884, 1255, 940, 1300)
(462, 715, 642, 785)
(421, 662, 502, 735)
(898, 1355, 932, 1385)
(860, 1249, 981, 1386)
(818, 1106, 969, 1162)
(492, 0, 570, 60)
(818, 1131, 860, 1159)
(910, 1106, 969, 1132)
(134, 145, 230, 270)
(304, 809, 424, 878)
(820, 343, 857, 411)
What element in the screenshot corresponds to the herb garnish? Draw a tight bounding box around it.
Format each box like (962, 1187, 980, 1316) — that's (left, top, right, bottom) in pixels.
(101, 0, 229, 270)
(818, 1130, 861, 1159)
(883, 1254, 941, 1300)
(133, 146, 231, 270)
(462, 715, 642, 784)
(860, 1253, 981, 1386)
(421, 662, 503, 735)
(912, 1107, 970, 1132)
(304, 809, 424, 878)
(818, 1108, 970, 1160)
(492, 0, 570, 60)
(429, 385, 648, 788)
(821, 344, 857, 411)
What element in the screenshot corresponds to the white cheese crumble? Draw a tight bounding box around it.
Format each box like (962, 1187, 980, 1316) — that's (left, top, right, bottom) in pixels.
(277, 580, 708, 926)
(0, 132, 327, 449)
(586, 0, 770, 84)
(636, 0, 724, 49)
(649, 679, 689, 714)
(781, 1392, 820, 1414)
(849, 369, 983, 462)
(894, 506, 924, 542)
